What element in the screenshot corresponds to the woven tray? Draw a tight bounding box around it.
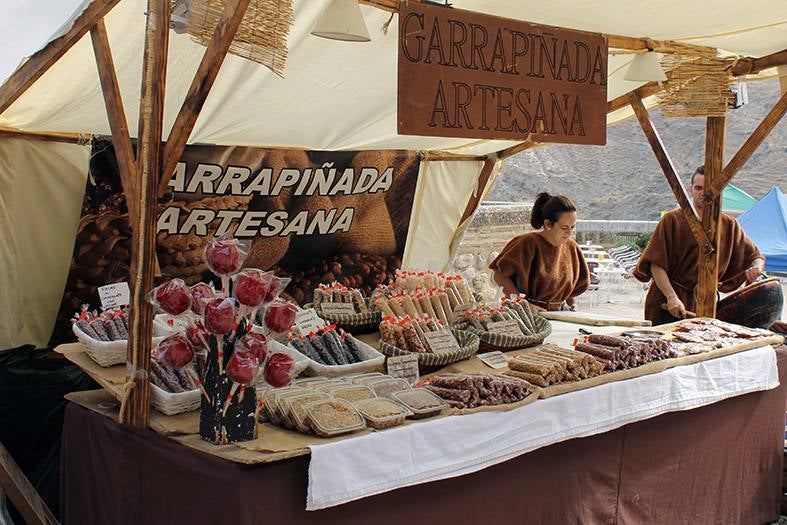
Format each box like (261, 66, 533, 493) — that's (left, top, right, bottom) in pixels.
(459, 314, 552, 353)
(311, 303, 382, 334)
(379, 329, 480, 368)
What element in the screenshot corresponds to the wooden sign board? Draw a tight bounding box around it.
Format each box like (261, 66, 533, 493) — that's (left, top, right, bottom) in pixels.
(397, 1, 608, 145)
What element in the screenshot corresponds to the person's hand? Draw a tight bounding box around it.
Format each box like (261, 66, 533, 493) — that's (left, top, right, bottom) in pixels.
(666, 294, 687, 319)
(530, 304, 546, 313)
(745, 266, 762, 284)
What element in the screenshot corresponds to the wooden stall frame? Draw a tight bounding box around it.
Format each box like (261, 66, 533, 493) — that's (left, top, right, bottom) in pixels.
(0, 1, 785, 424)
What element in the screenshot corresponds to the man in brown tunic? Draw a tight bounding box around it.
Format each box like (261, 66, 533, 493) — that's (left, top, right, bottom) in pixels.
(634, 166, 765, 325)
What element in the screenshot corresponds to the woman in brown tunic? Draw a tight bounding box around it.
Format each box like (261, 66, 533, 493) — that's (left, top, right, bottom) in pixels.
(489, 193, 590, 311)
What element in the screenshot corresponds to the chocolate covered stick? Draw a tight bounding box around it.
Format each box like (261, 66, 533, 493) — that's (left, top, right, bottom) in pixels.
(375, 297, 397, 318)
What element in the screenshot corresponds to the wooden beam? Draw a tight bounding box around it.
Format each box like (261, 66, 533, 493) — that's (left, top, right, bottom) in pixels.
(457, 155, 498, 226)
(731, 48, 787, 77)
(628, 92, 713, 254)
(707, 89, 787, 195)
(696, 116, 725, 318)
(419, 152, 487, 162)
(122, 0, 170, 429)
(358, 0, 398, 12)
(0, 442, 59, 525)
(0, 0, 123, 116)
(159, 0, 251, 195)
(498, 138, 536, 161)
(0, 126, 91, 144)
(607, 82, 662, 114)
(90, 19, 138, 219)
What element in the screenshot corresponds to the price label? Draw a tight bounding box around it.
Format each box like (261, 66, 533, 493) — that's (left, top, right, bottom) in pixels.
(98, 282, 130, 309)
(423, 330, 461, 354)
(294, 308, 325, 335)
(452, 302, 479, 320)
(320, 302, 356, 316)
(487, 319, 524, 337)
(477, 351, 510, 369)
(386, 354, 419, 385)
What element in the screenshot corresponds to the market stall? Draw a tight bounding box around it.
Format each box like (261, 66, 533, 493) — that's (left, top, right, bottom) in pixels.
(1, 0, 786, 523)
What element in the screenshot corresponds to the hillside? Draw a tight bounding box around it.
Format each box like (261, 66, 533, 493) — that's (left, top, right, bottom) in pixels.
(489, 79, 787, 220)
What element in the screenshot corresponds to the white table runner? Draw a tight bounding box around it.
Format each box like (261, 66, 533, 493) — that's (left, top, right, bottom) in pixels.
(306, 345, 779, 510)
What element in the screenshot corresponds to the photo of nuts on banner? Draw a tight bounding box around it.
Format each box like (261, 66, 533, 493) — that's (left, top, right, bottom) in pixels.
(52, 142, 421, 344)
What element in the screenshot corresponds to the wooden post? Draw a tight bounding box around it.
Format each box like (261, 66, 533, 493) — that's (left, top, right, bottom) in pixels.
(159, 0, 252, 194)
(707, 89, 787, 195)
(696, 116, 726, 318)
(122, 0, 170, 428)
(90, 19, 139, 220)
(0, 443, 58, 525)
(628, 93, 713, 254)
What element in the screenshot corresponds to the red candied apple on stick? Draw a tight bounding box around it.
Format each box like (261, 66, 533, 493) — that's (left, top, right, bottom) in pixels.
(190, 282, 216, 315)
(204, 235, 248, 295)
(263, 301, 297, 334)
(156, 334, 195, 368)
(223, 350, 259, 415)
(264, 352, 295, 388)
(237, 331, 269, 364)
(151, 279, 191, 316)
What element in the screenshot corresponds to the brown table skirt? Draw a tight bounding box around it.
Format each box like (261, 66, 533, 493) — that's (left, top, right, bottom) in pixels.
(62, 346, 787, 525)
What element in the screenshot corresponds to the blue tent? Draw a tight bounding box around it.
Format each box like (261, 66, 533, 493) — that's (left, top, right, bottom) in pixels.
(738, 187, 787, 272)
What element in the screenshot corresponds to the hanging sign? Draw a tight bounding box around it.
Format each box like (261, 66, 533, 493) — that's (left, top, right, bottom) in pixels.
(397, 1, 608, 145)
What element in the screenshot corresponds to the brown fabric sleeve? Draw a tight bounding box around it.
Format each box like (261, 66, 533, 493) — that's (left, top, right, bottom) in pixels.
(718, 219, 765, 292)
(633, 213, 673, 283)
(570, 245, 590, 298)
(489, 235, 535, 291)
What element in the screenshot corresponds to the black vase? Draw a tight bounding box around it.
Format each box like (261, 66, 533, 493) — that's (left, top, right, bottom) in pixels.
(198, 334, 257, 444)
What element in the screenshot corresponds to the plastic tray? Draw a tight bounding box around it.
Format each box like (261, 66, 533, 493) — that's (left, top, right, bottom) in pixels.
(368, 377, 412, 399)
(349, 372, 386, 385)
(262, 386, 299, 426)
(303, 398, 367, 437)
(285, 392, 331, 433)
(391, 388, 448, 419)
(352, 398, 411, 430)
(331, 385, 376, 402)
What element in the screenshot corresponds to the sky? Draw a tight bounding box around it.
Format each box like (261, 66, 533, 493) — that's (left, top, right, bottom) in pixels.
(0, 0, 86, 82)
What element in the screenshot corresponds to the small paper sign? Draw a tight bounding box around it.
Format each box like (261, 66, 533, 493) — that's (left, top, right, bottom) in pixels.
(477, 351, 510, 369)
(294, 308, 325, 335)
(424, 330, 461, 354)
(98, 282, 130, 309)
(386, 354, 419, 385)
(452, 302, 479, 320)
(487, 319, 525, 337)
(320, 302, 356, 316)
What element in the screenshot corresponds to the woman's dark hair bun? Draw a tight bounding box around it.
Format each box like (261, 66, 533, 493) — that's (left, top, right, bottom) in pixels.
(530, 192, 576, 229)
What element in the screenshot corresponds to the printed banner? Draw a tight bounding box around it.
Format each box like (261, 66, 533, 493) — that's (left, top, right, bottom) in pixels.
(397, 1, 608, 145)
(53, 141, 420, 343)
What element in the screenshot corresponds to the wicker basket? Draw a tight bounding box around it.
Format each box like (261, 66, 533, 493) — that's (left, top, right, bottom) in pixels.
(458, 315, 552, 353)
(73, 317, 171, 368)
(379, 329, 480, 368)
(150, 384, 202, 415)
(285, 335, 385, 377)
(310, 303, 382, 334)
